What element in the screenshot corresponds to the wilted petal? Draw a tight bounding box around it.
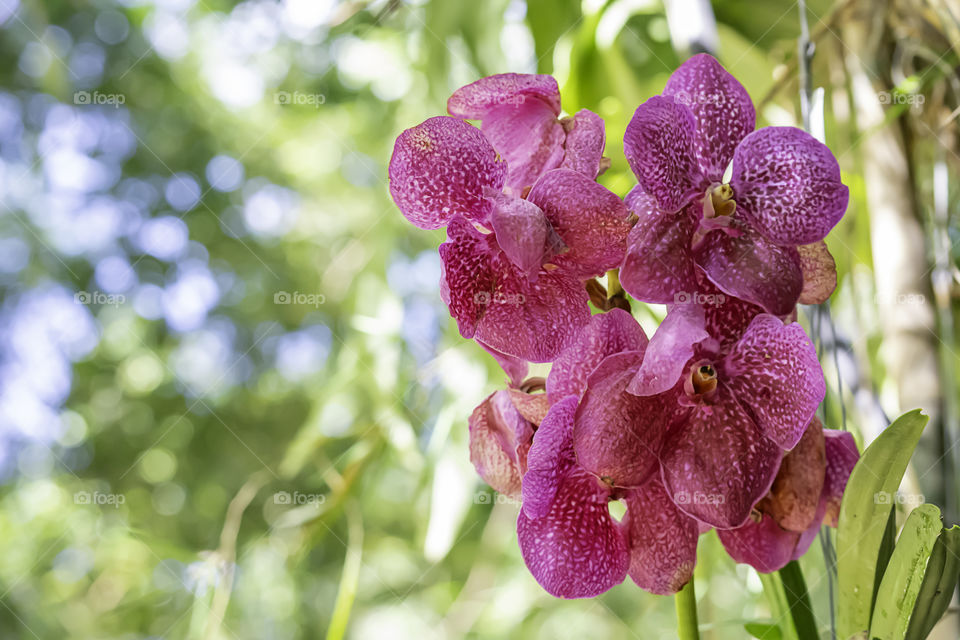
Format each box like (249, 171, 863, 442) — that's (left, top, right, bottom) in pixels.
(522, 397, 577, 518)
(624, 96, 706, 212)
(449, 75, 565, 195)
(661, 394, 781, 528)
(507, 389, 551, 426)
(757, 417, 826, 532)
(469, 390, 535, 498)
(389, 116, 507, 229)
(575, 352, 688, 487)
(620, 189, 700, 304)
(629, 303, 708, 396)
(694, 222, 803, 316)
(624, 479, 699, 594)
(546, 308, 648, 403)
(717, 513, 799, 573)
(797, 241, 838, 305)
(517, 466, 629, 598)
(527, 169, 631, 278)
(486, 188, 565, 279)
(731, 126, 849, 245)
(724, 315, 825, 450)
(822, 429, 859, 527)
(560, 109, 606, 179)
(663, 53, 756, 182)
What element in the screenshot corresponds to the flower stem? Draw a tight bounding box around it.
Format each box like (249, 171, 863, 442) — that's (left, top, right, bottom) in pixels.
(675, 579, 700, 640)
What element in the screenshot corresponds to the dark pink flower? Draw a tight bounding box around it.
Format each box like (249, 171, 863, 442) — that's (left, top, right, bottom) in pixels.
(619, 54, 848, 315)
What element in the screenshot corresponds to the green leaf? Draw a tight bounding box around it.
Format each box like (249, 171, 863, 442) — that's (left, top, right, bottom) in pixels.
(869, 503, 943, 639)
(837, 409, 929, 639)
(745, 622, 783, 639)
(778, 561, 818, 640)
(904, 525, 960, 640)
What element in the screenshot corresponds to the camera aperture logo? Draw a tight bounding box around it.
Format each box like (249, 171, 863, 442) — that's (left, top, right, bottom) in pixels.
(274, 291, 325, 308)
(273, 491, 326, 506)
(74, 491, 125, 507)
(274, 91, 326, 108)
(74, 90, 126, 108)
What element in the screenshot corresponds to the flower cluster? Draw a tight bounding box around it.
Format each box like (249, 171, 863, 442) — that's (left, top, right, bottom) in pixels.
(389, 55, 859, 598)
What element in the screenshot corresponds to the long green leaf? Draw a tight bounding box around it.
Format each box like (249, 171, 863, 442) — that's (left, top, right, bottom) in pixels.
(869, 504, 942, 639)
(904, 525, 960, 640)
(744, 622, 783, 639)
(837, 410, 929, 638)
(779, 561, 818, 640)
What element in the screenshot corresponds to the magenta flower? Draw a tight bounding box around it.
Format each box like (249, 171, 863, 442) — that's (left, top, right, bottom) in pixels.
(619, 54, 848, 315)
(573, 296, 825, 529)
(447, 73, 606, 195)
(718, 421, 859, 572)
(389, 115, 631, 361)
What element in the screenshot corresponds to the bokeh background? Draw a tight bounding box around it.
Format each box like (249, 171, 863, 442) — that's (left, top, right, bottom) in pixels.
(1, 0, 958, 638)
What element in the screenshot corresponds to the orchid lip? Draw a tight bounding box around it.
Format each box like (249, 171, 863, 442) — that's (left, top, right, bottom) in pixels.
(684, 360, 719, 400)
(702, 183, 736, 219)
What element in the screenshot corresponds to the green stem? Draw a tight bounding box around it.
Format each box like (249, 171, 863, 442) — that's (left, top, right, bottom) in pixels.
(675, 579, 700, 640)
(779, 560, 818, 640)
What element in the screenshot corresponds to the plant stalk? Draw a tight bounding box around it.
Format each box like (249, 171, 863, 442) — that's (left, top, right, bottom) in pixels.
(675, 579, 700, 640)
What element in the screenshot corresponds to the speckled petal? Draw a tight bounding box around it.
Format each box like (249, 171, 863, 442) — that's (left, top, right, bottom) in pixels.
(447, 73, 562, 119)
(517, 465, 629, 598)
(527, 169, 631, 278)
(624, 479, 699, 594)
(389, 116, 507, 229)
(486, 188, 565, 279)
(757, 417, 826, 532)
(661, 394, 781, 528)
(522, 397, 577, 519)
(731, 126, 849, 245)
(695, 271, 765, 348)
(694, 223, 803, 317)
(439, 216, 497, 339)
(822, 429, 860, 527)
(724, 315, 825, 450)
(574, 352, 689, 487)
(468, 390, 535, 499)
(628, 303, 708, 396)
(560, 109, 606, 179)
(546, 308, 648, 404)
(663, 53, 756, 182)
(717, 513, 799, 573)
(620, 188, 700, 304)
(624, 96, 706, 212)
(798, 241, 838, 305)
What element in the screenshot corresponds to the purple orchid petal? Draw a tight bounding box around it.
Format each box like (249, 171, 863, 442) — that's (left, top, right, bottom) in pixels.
(624, 96, 706, 212)
(731, 126, 849, 245)
(628, 303, 709, 396)
(661, 393, 781, 528)
(724, 315, 825, 450)
(507, 389, 551, 427)
(440, 218, 591, 361)
(468, 390, 534, 499)
(694, 222, 804, 317)
(717, 513, 799, 573)
(517, 465, 629, 598)
(619, 188, 700, 304)
(695, 270, 766, 348)
(486, 188, 566, 280)
(522, 396, 577, 519)
(447, 73, 562, 119)
(479, 340, 528, 388)
(822, 429, 859, 527)
(389, 116, 507, 229)
(624, 479, 699, 594)
(663, 53, 756, 182)
(527, 169, 631, 278)
(574, 352, 689, 487)
(546, 308, 648, 404)
(797, 241, 838, 305)
(757, 417, 826, 532)
(560, 109, 606, 179)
